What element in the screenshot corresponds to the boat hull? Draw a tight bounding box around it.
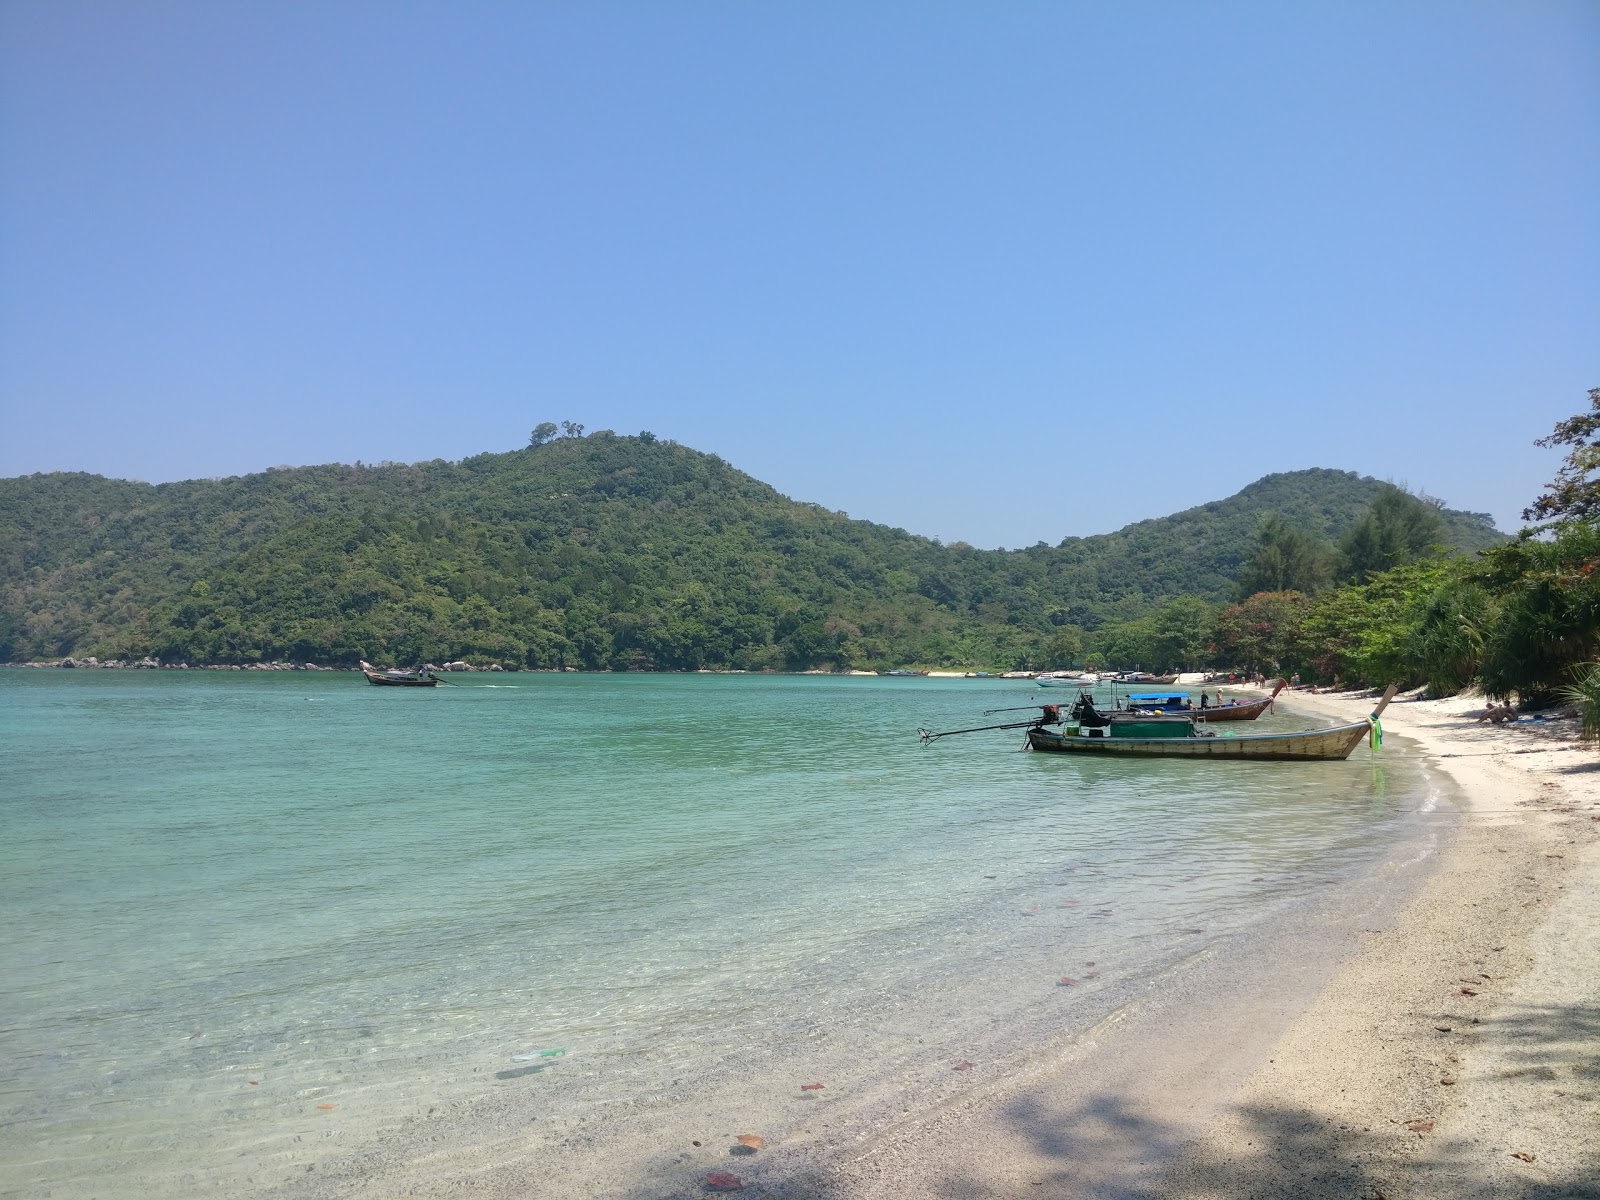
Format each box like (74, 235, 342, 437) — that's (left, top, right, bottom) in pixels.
(363, 671, 438, 687)
(1027, 720, 1371, 761)
(1186, 696, 1274, 722)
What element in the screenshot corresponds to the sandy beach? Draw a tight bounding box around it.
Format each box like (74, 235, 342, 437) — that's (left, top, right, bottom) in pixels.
(812, 688, 1600, 1200)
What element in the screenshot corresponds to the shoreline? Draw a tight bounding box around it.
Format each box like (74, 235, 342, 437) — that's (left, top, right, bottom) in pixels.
(814, 688, 1600, 1198)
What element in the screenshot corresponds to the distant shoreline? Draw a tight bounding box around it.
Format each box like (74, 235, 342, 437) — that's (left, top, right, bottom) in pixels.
(3, 660, 1109, 677)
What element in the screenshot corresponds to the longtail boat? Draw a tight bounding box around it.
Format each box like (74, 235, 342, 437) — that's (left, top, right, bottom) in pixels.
(1027, 685, 1397, 761)
(360, 660, 439, 687)
(1188, 685, 1284, 722)
(1114, 679, 1287, 723)
(919, 687, 1396, 762)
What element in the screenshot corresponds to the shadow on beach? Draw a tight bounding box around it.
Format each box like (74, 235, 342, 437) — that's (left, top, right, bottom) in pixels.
(742, 1001, 1600, 1200)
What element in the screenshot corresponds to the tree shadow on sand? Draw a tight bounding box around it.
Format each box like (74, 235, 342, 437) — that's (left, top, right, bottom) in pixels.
(730, 1003, 1600, 1200)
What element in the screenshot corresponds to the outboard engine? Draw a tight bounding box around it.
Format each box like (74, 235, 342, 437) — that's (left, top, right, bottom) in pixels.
(1070, 693, 1111, 727)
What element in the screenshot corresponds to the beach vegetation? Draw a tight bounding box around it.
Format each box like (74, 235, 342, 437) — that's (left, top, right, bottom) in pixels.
(1559, 661, 1600, 745)
(1209, 392, 1600, 704)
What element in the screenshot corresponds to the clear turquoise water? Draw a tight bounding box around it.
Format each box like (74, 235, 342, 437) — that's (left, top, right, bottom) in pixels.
(0, 671, 1435, 1198)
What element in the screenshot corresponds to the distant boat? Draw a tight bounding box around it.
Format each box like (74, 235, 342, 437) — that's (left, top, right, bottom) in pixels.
(1027, 686, 1397, 761)
(1114, 673, 1180, 686)
(883, 669, 927, 677)
(360, 661, 439, 687)
(1036, 672, 1097, 688)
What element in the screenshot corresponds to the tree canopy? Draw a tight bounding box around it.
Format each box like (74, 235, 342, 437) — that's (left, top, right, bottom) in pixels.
(0, 436, 1503, 670)
(1525, 387, 1600, 526)
(1236, 513, 1332, 597)
(1336, 484, 1446, 583)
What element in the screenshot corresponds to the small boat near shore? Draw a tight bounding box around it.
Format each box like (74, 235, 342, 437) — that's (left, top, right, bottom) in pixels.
(1036, 672, 1098, 688)
(920, 686, 1396, 762)
(360, 660, 439, 687)
(1028, 685, 1397, 761)
(1111, 680, 1287, 722)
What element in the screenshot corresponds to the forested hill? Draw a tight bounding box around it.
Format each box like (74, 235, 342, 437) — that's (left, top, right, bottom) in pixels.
(0, 434, 1502, 669)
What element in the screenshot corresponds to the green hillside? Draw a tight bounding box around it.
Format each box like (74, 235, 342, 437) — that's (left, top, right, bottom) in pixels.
(0, 434, 1503, 669)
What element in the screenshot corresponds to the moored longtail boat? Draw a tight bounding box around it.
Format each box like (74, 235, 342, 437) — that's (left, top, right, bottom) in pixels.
(1027, 685, 1397, 761)
(1188, 679, 1286, 722)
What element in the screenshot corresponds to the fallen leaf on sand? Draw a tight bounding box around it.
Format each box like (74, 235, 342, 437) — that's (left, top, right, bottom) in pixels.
(1058, 977, 1077, 986)
(735, 1134, 764, 1150)
(1455, 987, 1479, 996)
(1406, 1120, 1434, 1133)
(1434, 1026, 1452, 1032)
(1085, 961, 1096, 967)
(1439, 1077, 1457, 1086)
(317, 1104, 337, 1110)
(248, 1080, 259, 1085)
(705, 1171, 745, 1191)
(954, 1061, 976, 1071)
(800, 1083, 825, 1091)
(1510, 1151, 1535, 1162)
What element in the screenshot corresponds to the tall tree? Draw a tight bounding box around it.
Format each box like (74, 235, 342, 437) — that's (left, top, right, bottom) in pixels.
(1337, 484, 1445, 583)
(1236, 513, 1331, 597)
(1210, 591, 1308, 675)
(1524, 387, 1600, 526)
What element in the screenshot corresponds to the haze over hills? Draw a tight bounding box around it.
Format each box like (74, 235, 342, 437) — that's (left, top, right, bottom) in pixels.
(0, 433, 1503, 669)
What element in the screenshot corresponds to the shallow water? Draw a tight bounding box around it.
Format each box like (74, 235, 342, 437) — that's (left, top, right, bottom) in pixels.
(0, 671, 1437, 1197)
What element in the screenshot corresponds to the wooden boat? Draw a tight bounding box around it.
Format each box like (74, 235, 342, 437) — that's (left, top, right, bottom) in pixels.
(1186, 679, 1286, 722)
(360, 660, 438, 687)
(1113, 679, 1287, 722)
(1115, 673, 1179, 685)
(1027, 685, 1397, 761)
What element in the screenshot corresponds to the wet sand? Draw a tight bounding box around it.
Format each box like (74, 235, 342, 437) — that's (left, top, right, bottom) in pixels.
(812, 689, 1600, 1199)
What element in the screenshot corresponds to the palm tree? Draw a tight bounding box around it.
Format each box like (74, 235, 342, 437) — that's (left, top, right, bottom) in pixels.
(1559, 663, 1600, 746)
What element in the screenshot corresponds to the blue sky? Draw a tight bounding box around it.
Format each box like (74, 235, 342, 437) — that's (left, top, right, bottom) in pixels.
(1, 2, 1595, 547)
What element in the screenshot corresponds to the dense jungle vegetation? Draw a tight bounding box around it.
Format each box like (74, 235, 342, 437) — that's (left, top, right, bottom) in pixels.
(0, 431, 1500, 674)
(1143, 388, 1599, 706)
